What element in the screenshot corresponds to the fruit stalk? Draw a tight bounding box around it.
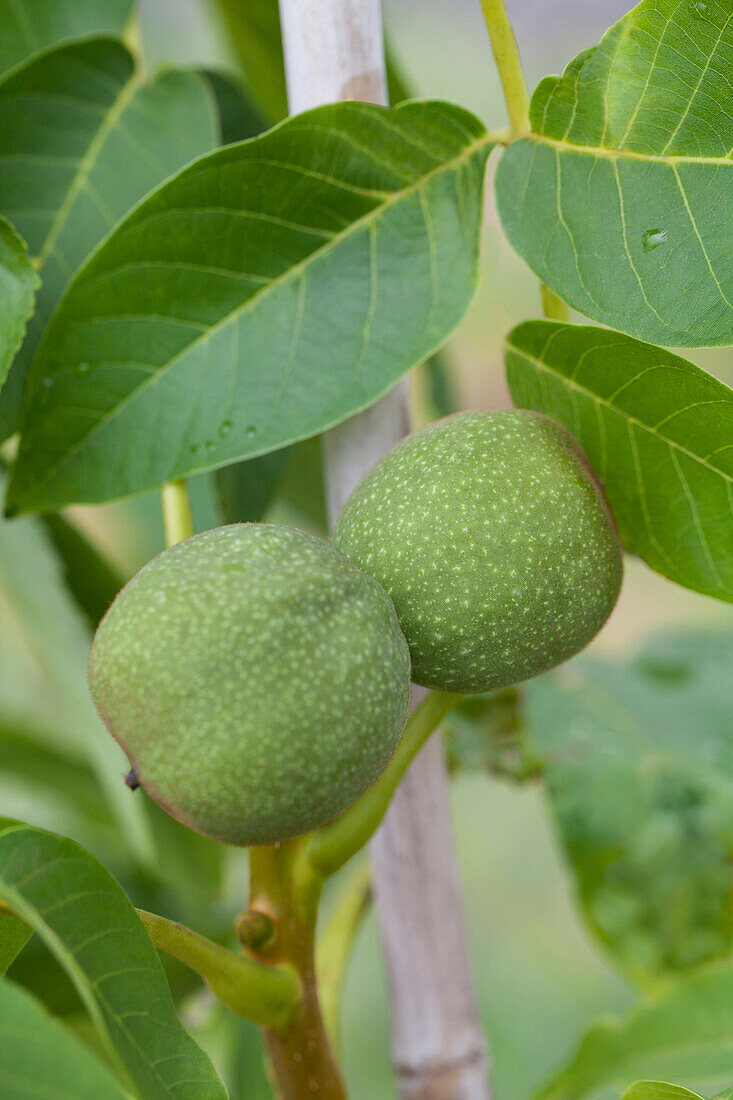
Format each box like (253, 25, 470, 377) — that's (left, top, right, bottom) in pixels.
(249, 843, 346, 1100)
(277, 2, 491, 1097)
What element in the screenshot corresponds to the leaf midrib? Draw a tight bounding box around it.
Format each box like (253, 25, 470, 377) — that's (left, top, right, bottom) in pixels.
(19, 126, 493, 505)
(505, 339, 733, 483)
(36, 59, 140, 268)
(527, 131, 732, 168)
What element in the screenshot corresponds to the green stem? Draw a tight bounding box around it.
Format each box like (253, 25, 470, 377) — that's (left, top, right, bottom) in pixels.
(136, 908, 301, 1028)
(541, 283, 571, 322)
(478, 0, 530, 135)
(248, 843, 346, 1100)
(480, 1, 571, 322)
(306, 691, 462, 878)
(316, 859, 372, 1051)
(161, 479, 194, 546)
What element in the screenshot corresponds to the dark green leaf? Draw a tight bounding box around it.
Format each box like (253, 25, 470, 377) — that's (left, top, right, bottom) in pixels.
(41, 514, 123, 628)
(0, 915, 32, 976)
(8, 100, 491, 514)
(201, 68, 267, 144)
(506, 321, 733, 602)
(423, 352, 458, 417)
(444, 688, 540, 781)
(0, 0, 133, 79)
(0, 218, 37, 394)
(216, 448, 291, 524)
(539, 963, 733, 1100)
(526, 627, 733, 984)
(209, 0, 408, 121)
(0, 979, 129, 1099)
(0, 36, 218, 439)
(0, 824, 227, 1099)
(210, 0, 288, 122)
(496, 0, 733, 347)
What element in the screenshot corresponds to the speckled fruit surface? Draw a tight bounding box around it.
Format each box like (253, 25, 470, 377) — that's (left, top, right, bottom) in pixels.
(89, 524, 411, 846)
(333, 411, 623, 693)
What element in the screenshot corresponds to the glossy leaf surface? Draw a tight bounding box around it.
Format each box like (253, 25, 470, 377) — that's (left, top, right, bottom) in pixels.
(0, 219, 37, 394)
(8, 100, 490, 514)
(506, 321, 733, 601)
(0, 823, 227, 1099)
(0, 36, 217, 438)
(496, 0, 733, 347)
(0, 979, 129, 1100)
(0, 0, 133, 78)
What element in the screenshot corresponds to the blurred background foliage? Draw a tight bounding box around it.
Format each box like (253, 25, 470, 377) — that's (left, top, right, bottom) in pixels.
(1, 1, 731, 1098)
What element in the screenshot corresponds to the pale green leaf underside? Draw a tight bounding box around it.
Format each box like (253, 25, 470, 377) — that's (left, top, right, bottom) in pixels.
(0, 979, 129, 1100)
(496, 0, 733, 347)
(506, 321, 733, 602)
(540, 963, 733, 1100)
(0, 824, 227, 1100)
(623, 1084, 705, 1100)
(7, 99, 491, 514)
(0, 0, 133, 80)
(0, 218, 37, 394)
(0, 36, 218, 439)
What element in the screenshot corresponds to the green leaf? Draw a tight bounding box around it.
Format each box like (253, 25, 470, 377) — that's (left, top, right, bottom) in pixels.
(0, 36, 218, 440)
(40, 513, 123, 628)
(201, 68, 267, 144)
(216, 448, 291, 524)
(0, 218, 37, 393)
(0, 824, 227, 1099)
(0, 469, 153, 863)
(505, 321, 733, 602)
(210, 0, 409, 122)
(0, 915, 32, 976)
(8, 99, 491, 514)
(210, 0, 288, 123)
(0, 0, 133, 79)
(0, 979, 130, 1099)
(444, 688, 540, 782)
(0, 715, 110, 824)
(539, 963, 733, 1100)
(623, 1085, 705, 1100)
(495, 0, 733, 347)
(526, 627, 733, 984)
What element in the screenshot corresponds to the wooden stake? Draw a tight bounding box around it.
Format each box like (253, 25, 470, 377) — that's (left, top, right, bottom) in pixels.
(278, 2, 491, 1095)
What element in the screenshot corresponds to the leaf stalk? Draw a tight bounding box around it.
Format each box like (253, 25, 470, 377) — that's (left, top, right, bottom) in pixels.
(161, 479, 194, 546)
(137, 908, 301, 1028)
(478, 0, 530, 135)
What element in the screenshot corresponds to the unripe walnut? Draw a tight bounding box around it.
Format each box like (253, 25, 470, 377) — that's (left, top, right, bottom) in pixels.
(333, 411, 623, 693)
(89, 524, 410, 846)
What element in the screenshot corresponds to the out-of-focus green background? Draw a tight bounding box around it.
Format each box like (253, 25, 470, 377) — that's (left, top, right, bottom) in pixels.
(2, 2, 731, 1098)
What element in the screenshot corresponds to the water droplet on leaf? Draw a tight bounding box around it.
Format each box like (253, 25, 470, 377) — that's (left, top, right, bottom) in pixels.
(642, 228, 667, 252)
(219, 419, 232, 438)
(245, 425, 257, 438)
(190, 443, 201, 456)
(206, 440, 217, 453)
(77, 362, 90, 374)
(42, 377, 54, 388)
(688, 0, 708, 16)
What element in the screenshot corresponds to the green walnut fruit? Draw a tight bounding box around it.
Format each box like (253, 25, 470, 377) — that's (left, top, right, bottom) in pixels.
(333, 411, 623, 694)
(89, 524, 410, 846)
